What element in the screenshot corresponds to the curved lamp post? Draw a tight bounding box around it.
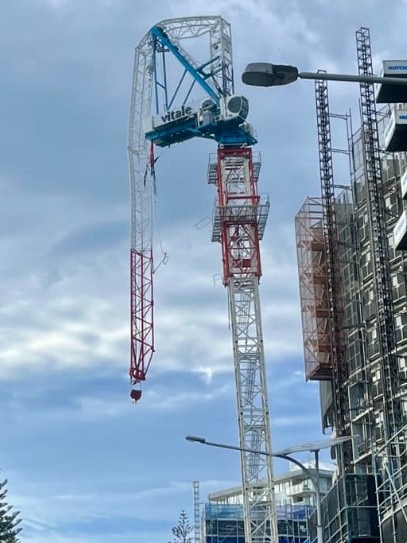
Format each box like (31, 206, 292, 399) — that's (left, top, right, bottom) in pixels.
(186, 434, 353, 543)
(241, 62, 407, 88)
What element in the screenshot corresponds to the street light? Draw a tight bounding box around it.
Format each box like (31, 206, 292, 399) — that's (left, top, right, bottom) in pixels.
(241, 62, 407, 88)
(186, 434, 353, 543)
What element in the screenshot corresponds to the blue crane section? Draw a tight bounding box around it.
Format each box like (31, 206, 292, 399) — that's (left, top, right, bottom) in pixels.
(144, 25, 257, 147)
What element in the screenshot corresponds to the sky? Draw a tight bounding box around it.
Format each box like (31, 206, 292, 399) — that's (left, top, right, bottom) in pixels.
(1, 1, 407, 542)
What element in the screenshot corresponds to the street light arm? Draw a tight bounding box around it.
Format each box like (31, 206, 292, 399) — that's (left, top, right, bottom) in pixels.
(273, 453, 315, 483)
(186, 435, 318, 485)
(298, 71, 407, 86)
(186, 435, 262, 455)
(242, 62, 407, 87)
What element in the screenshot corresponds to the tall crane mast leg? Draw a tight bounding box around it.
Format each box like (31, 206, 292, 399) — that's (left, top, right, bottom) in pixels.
(211, 147, 277, 543)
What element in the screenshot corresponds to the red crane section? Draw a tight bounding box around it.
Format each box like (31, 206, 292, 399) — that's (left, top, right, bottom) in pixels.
(128, 142, 157, 402)
(129, 248, 154, 402)
(214, 147, 263, 282)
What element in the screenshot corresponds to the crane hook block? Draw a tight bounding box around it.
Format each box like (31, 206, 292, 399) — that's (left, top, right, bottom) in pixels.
(130, 389, 142, 402)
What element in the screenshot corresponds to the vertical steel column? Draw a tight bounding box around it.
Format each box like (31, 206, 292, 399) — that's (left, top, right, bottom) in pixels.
(193, 481, 201, 543)
(212, 147, 277, 543)
(356, 26, 404, 541)
(315, 76, 351, 470)
(356, 27, 402, 444)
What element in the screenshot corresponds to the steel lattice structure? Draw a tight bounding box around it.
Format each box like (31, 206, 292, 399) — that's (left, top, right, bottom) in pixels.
(211, 147, 276, 543)
(314, 76, 352, 471)
(356, 27, 405, 542)
(193, 481, 201, 543)
(127, 15, 276, 543)
(356, 27, 402, 445)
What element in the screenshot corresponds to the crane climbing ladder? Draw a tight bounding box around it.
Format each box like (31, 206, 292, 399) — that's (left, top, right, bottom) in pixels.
(314, 75, 352, 472)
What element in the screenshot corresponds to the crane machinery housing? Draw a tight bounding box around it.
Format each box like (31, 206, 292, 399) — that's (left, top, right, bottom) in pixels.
(127, 16, 276, 543)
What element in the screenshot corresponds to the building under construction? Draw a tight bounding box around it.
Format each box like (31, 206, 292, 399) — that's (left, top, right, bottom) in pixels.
(203, 503, 311, 543)
(295, 28, 407, 543)
(200, 463, 333, 543)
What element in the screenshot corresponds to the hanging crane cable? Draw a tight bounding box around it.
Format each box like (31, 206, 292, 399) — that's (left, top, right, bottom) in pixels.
(147, 142, 168, 273)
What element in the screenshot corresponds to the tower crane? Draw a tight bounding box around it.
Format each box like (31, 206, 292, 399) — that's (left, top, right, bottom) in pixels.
(127, 16, 277, 543)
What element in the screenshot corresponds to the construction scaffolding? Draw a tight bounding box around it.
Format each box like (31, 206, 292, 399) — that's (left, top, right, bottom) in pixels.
(295, 25, 407, 543)
(295, 197, 333, 381)
(314, 75, 352, 471)
(194, 481, 201, 543)
(203, 503, 313, 543)
(356, 26, 402, 449)
(308, 474, 379, 543)
(355, 28, 407, 542)
(376, 429, 407, 543)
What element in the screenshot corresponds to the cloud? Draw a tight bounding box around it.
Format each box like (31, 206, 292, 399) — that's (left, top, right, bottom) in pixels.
(143, 381, 234, 412)
(0, 256, 128, 379)
(2, 2, 407, 542)
(0, 188, 303, 382)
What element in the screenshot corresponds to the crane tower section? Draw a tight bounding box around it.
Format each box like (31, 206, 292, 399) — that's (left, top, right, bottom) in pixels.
(210, 148, 275, 543)
(128, 16, 276, 543)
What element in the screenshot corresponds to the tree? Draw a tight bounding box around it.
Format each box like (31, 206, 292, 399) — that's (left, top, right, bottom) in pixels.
(0, 480, 22, 543)
(169, 510, 192, 543)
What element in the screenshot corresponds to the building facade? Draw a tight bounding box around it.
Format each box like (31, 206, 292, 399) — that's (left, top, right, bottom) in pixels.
(202, 464, 333, 543)
(295, 30, 407, 543)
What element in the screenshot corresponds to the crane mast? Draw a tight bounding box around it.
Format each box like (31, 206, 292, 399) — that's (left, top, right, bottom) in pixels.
(128, 16, 276, 543)
(210, 147, 275, 543)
